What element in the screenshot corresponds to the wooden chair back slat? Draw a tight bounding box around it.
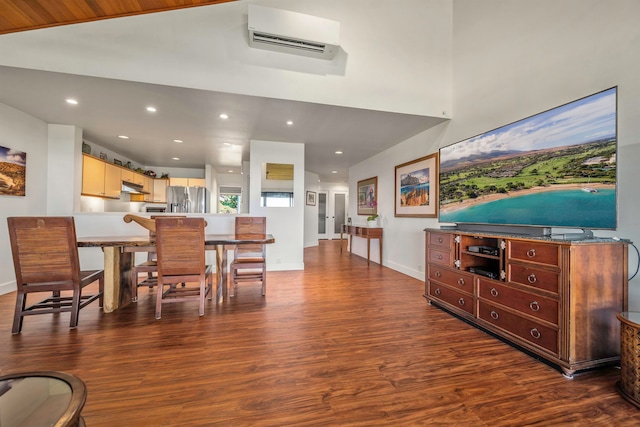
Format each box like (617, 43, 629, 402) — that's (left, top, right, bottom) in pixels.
(9, 217, 80, 286)
(6, 216, 104, 334)
(156, 217, 205, 279)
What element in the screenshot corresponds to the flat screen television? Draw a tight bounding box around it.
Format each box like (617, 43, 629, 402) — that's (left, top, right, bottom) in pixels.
(438, 87, 617, 236)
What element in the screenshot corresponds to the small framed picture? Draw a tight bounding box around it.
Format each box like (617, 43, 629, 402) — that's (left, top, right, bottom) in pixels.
(357, 176, 377, 216)
(306, 191, 316, 206)
(113, 159, 123, 166)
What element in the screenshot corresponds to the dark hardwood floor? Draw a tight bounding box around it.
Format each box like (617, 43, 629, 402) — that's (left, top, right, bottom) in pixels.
(1, 240, 638, 426)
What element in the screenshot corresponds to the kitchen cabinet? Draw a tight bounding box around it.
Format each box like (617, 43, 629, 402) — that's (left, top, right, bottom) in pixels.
(82, 154, 121, 199)
(424, 228, 629, 378)
(142, 176, 153, 202)
(169, 177, 188, 186)
(104, 163, 123, 198)
(153, 179, 168, 203)
(169, 177, 205, 187)
(188, 178, 206, 187)
(121, 169, 134, 183)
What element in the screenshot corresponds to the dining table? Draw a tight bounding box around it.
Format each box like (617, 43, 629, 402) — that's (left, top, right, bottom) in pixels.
(77, 233, 275, 313)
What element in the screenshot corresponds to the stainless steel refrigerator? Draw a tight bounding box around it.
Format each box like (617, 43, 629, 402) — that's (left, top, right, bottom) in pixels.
(166, 186, 208, 213)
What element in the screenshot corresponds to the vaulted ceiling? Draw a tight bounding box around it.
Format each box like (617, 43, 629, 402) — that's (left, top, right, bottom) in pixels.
(0, 0, 235, 35)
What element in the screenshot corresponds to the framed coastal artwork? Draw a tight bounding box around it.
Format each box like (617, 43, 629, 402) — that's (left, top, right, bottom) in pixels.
(357, 176, 377, 216)
(394, 153, 438, 217)
(0, 145, 26, 197)
(306, 191, 316, 206)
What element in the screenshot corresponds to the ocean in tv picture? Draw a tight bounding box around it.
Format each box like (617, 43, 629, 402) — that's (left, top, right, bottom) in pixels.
(440, 189, 616, 229)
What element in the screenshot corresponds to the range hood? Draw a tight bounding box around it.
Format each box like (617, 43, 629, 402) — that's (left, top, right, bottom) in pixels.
(121, 180, 149, 194)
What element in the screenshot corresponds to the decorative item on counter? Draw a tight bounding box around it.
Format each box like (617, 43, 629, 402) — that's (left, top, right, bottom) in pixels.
(113, 159, 123, 166)
(160, 173, 169, 179)
(144, 170, 157, 178)
(99, 152, 108, 161)
(81, 141, 91, 154)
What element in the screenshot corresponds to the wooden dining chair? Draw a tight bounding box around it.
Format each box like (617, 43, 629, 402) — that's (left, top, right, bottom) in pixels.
(229, 216, 267, 297)
(7, 217, 104, 334)
(154, 217, 213, 319)
(127, 215, 186, 302)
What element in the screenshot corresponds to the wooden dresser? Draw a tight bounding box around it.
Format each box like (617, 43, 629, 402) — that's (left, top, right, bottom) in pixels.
(425, 228, 629, 377)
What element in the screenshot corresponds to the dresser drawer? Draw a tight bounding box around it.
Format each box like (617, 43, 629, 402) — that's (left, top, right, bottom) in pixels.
(478, 279, 558, 325)
(427, 248, 455, 267)
(508, 263, 560, 294)
(508, 241, 560, 267)
(429, 266, 474, 295)
(478, 301, 558, 354)
(429, 232, 455, 250)
(427, 283, 474, 316)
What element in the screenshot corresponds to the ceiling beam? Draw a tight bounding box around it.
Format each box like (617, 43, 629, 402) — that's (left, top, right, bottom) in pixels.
(0, 0, 236, 35)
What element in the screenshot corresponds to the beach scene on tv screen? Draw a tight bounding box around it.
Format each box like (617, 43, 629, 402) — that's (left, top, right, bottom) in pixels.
(439, 88, 617, 229)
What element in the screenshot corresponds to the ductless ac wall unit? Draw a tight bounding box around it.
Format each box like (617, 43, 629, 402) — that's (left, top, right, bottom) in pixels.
(248, 5, 340, 60)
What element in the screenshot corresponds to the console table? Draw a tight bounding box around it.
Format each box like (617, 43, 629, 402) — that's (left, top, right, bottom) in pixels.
(341, 225, 383, 265)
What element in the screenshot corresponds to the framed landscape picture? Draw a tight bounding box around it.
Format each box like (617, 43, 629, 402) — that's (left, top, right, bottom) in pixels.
(395, 153, 438, 217)
(0, 145, 26, 197)
(357, 176, 377, 216)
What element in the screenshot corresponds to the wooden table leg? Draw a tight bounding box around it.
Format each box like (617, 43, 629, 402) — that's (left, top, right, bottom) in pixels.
(102, 247, 133, 313)
(215, 244, 228, 303)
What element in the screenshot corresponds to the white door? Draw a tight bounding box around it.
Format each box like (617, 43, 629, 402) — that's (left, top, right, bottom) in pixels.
(318, 191, 348, 240)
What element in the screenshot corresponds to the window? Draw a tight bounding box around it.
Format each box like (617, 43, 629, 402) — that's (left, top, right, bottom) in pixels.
(260, 191, 294, 207)
(219, 186, 241, 213)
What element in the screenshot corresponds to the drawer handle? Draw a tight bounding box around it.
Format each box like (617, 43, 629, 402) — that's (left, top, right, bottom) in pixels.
(490, 310, 499, 320)
(527, 249, 536, 258)
(529, 301, 540, 311)
(435, 271, 442, 278)
(527, 274, 537, 284)
(438, 237, 443, 243)
(530, 328, 541, 339)
(458, 278, 465, 286)
(490, 288, 499, 297)
(435, 288, 441, 296)
(436, 254, 443, 260)
(458, 298, 465, 306)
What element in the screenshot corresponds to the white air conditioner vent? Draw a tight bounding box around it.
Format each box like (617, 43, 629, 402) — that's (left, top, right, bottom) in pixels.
(248, 5, 340, 60)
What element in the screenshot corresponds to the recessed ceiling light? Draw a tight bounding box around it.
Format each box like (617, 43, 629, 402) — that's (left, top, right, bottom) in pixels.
(335, 151, 343, 154)
(173, 139, 183, 143)
(146, 106, 157, 112)
(219, 113, 229, 119)
(66, 98, 78, 105)
(286, 120, 294, 126)
(223, 142, 232, 146)
(228, 170, 234, 173)
(332, 170, 338, 174)
(172, 157, 180, 161)
(118, 135, 129, 139)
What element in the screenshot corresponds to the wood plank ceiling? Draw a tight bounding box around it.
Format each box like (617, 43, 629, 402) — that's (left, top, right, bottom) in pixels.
(0, 0, 236, 35)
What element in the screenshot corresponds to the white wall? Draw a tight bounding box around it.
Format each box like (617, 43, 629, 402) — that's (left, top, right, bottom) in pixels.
(350, 0, 640, 309)
(349, 122, 449, 274)
(450, 0, 640, 308)
(304, 171, 320, 248)
(250, 140, 305, 270)
(0, 0, 452, 119)
(0, 103, 49, 294)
